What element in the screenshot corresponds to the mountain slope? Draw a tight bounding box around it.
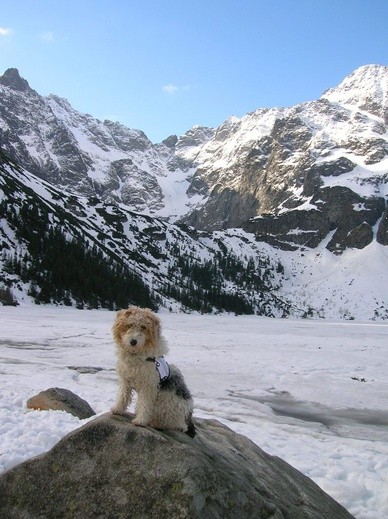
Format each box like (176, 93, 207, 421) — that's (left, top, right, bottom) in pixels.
(1, 66, 387, 319)
(0, 151, 293, 316)
(1, 150, 387, 320)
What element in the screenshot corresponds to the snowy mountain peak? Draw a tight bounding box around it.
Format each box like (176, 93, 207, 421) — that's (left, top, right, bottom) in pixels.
(321, 64, 388, 119)
(0, 68, 32, 92)
(46, 94, 74, 112)
(175, 125, 215, 151)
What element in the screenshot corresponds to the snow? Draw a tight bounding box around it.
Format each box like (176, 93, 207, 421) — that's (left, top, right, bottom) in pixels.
(154, 166, 207, 220)
(321, 65, 388, 114)
(321, 157, 388, 199)
(182, 107, 284, 173)
(1, 306, 387, 518)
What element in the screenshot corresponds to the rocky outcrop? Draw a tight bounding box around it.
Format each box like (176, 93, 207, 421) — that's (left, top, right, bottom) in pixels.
(0, 67, 31, 92)
(0, 413, 354, 518)
(244, 187, 386, 252)
(377, 207, 388, 245)
(26, 387, 95, 419)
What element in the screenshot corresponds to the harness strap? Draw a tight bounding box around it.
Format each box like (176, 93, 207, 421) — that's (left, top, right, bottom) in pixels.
(146, 356, 170, 382)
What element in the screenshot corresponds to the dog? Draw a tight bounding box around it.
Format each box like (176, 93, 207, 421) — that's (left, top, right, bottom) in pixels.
(111, 306, 195, 437)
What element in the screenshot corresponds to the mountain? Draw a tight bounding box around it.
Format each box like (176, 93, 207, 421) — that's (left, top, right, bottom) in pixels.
(0, 68, 213, 221)
(0, 66, 387, 319)
(1, 66, 387, 254)
(181, 65, 388, 253)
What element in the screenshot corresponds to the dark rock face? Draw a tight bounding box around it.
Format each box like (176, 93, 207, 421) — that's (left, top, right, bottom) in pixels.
(0, 413, 354, 519)
(377, 207, 388, 245)
(244, 187, 386, 253)
(26, 387, 96, 419)
(184, 186, 260, 231)
(0, 68, 31, 92)
(244, 209, 328, 251)
(162, 134, 178, 148)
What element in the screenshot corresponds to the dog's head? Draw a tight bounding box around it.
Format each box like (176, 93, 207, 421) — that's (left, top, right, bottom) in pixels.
(112, 306, 161, 354)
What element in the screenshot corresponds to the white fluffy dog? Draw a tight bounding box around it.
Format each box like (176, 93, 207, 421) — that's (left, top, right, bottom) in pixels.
(111, 306, 195, 437)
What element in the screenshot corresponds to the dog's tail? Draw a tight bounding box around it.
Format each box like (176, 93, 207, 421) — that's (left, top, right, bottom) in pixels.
(186, 413, 196, 438)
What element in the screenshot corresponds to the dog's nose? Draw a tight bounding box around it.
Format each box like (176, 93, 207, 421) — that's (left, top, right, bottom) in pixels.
(130, 339, 137, 346)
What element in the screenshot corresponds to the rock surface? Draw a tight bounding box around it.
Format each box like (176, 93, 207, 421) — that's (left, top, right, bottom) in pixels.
(0, 413, 354, 518)
(26, 387, 96, 419)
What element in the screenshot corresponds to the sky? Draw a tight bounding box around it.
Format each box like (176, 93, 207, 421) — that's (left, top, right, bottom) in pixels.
(1, 0, 387, 143)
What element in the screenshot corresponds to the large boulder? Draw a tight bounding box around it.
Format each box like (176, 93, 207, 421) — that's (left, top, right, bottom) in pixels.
(0, 413, 353, 518)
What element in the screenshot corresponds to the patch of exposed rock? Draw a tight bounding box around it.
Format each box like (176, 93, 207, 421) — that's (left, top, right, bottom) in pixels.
(26, 387, 95, 419)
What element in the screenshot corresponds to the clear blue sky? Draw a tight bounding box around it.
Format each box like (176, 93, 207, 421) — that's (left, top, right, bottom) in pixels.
(1, 0, 387, 143)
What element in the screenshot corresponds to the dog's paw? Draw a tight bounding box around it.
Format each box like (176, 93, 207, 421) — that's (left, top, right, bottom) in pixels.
(132, 417, 148, 427)
(111, 406, 126, 415)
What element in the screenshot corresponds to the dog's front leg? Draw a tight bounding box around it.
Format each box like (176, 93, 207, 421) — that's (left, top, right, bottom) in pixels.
(132, 386, 157, 427)
(111, 380, 133, 415)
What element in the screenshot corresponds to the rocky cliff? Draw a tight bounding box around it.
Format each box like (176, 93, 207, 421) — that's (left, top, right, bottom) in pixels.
(179, 65, 388, 252)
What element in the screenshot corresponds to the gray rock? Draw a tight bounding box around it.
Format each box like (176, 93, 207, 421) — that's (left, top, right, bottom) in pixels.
(244, 187, 386, 253)
(26, 387, 96, 419)
(0, 68, 31, 92)
(377, 207, 388, 245)
(67, 365, 104, 374)
(0, 413, 354, 518)
(162, 134, 178, 148)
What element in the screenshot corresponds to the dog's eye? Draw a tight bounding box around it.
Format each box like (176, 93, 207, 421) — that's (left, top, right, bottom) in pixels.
(140, 325, 146, 331)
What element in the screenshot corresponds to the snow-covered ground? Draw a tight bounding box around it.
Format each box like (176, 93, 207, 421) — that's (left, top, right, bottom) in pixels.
(0, 306, 387, 518)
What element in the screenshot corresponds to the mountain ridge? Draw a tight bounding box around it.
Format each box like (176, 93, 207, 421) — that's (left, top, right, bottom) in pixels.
(1, 65, 387, 249)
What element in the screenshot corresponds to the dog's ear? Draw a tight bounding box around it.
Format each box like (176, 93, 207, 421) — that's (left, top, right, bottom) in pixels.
(116, 306, 138, 318)
(144, 308, 161, 334)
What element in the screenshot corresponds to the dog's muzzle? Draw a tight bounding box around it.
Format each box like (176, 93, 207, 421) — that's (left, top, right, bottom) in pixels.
(130, 339, 137, 346)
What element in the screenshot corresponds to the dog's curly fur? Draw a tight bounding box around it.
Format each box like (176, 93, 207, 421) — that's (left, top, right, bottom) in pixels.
(111, 306, 195, 436)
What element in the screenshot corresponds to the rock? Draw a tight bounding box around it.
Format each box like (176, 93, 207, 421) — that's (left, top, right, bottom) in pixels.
(26, 387, 95, 419)
(377, 207, 388, 245)
(162, 134, 178, 148)
(0, 413, 354, 518)
(244, 187, 386, 253)
(0, 68, 31, 92)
